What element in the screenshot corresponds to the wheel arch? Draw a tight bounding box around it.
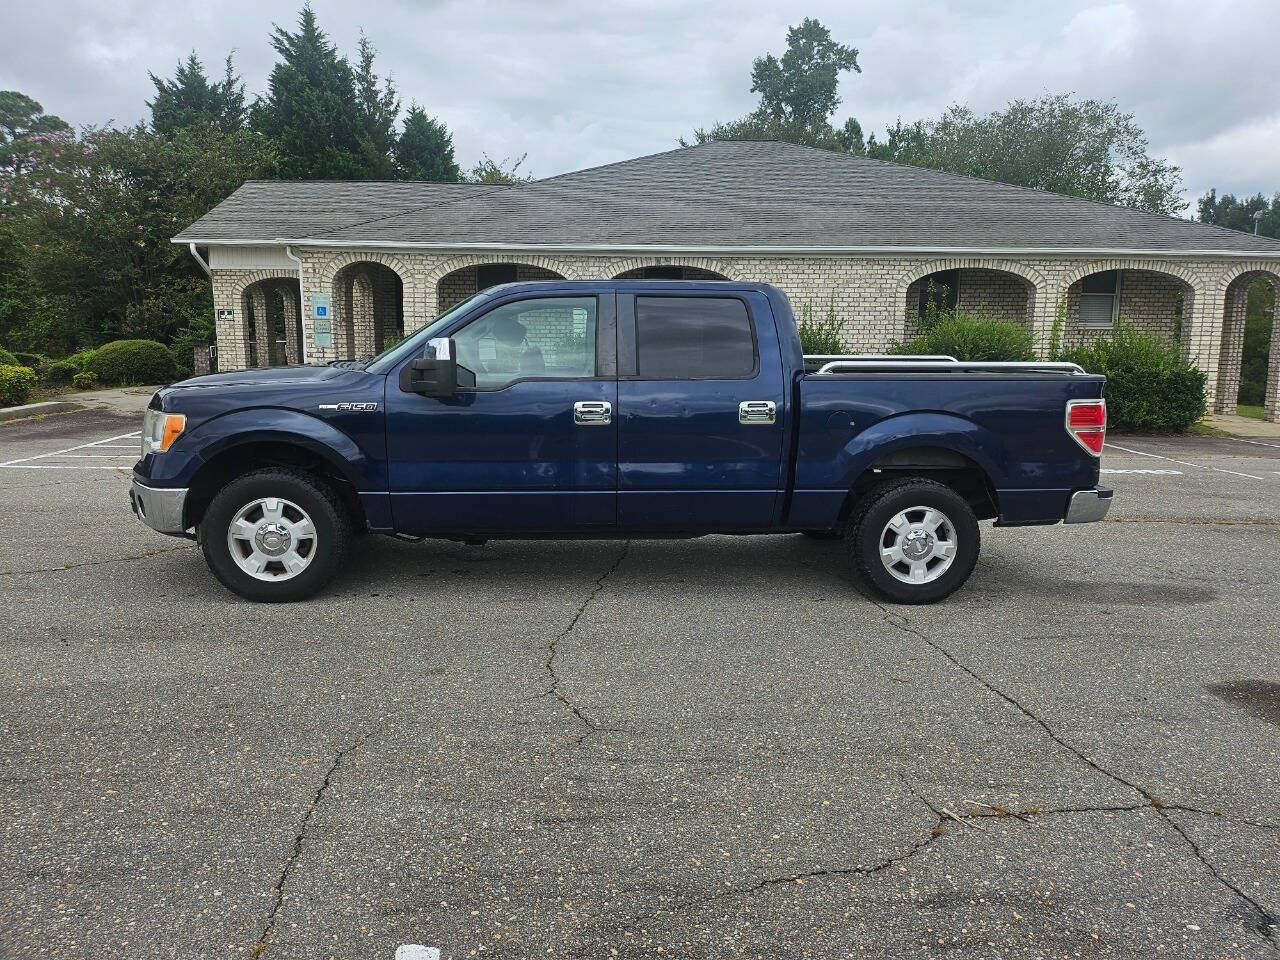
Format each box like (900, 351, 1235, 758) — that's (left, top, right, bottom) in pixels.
(183, 436, 369, 533)
(839, 444, 1000, 523)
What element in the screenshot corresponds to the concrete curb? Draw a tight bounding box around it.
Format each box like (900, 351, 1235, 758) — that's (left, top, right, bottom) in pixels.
(0, 400, 85, 423)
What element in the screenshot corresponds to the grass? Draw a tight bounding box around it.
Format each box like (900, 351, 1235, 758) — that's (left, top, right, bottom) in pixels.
(1236, 404, 1265, 420)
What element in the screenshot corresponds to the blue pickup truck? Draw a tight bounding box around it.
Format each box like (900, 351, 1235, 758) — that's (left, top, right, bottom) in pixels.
(130, 280, 1110, 604)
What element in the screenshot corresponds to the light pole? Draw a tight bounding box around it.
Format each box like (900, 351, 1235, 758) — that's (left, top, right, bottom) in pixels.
(1255, 210, 1264, 235)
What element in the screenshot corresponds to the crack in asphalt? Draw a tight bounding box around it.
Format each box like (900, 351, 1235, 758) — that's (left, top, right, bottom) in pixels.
(251, 731, 373, 957)
(619, 773, 950, 935)
(543, 541, 631, 745)
(0, 544, 194, 576)
(862, 593, 1279, 950)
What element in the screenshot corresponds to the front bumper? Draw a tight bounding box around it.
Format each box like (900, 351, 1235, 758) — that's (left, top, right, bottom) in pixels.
(130, 479, 190, 535)
(1064, 486, 1113, 524)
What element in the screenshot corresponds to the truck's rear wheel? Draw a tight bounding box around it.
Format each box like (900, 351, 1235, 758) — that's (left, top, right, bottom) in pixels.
(198, 468, 351, 602)
(847, 477, 979, 604)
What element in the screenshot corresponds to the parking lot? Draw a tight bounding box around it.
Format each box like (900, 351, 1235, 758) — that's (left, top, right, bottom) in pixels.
(1, 408, 1277, 959)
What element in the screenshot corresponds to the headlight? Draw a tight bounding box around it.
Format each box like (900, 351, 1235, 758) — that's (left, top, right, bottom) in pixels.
(141, 409, 186, 456)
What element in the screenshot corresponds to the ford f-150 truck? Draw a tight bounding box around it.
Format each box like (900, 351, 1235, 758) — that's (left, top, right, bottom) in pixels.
(130, 280, 1111, 604)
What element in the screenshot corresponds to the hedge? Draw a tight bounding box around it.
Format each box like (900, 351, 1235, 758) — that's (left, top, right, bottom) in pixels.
(0, 365, 38, 406)
(85, 339, 177, 386)
(893, 311, 1035, 362)
(39, 359, 80, 385)
(1061, 325, 1207, 432)
(0, 347, 18, 366)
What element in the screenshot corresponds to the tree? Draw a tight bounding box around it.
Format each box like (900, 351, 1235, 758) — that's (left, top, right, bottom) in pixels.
(252, 6, 367, 179)
(0, 91, 72, 183)
(751, 17, 859, 132)
(148, 53, 246, 136)
(468, 153, 531, 184)
(2, 122, 276, 356)
(353, 33, 399, 179)
(867, 95, 1186, 216)
(395, 104, 459, 181)
(1197, 188, 1280, 239)
(685, 18, 861, 150)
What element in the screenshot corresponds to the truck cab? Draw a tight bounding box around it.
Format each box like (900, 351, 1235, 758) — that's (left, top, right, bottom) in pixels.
(131, 280, 1110, 603)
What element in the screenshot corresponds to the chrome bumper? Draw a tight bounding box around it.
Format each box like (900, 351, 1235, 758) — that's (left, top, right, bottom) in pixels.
(1064, 486, 1113, 524)
(129, 479, 189, 535)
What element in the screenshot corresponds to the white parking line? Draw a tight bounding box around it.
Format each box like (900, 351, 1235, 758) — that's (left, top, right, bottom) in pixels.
(394, 947, 440, 960)
(1223, 435, 1280, 451)
(1100, 468, 1183, 475)
(0, 430, 140, 470)
(1104, 442, 1267, 481)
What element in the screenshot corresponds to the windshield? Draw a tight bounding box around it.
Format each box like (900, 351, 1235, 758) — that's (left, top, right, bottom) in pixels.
(363, 291, 489, 375)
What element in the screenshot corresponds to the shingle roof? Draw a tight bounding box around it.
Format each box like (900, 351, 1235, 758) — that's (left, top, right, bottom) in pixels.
(175, 140, 1280, 255)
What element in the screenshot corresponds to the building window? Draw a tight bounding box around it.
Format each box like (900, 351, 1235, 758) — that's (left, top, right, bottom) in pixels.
(1080, 270, 1121, 326)
(476, 263, 519, 291)
(637, 265, 686, 279)
(918, 270, 959, 319)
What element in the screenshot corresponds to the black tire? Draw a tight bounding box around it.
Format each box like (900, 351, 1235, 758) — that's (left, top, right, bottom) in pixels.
(197, 468, 351, 602)
(846, 477, 980, 605)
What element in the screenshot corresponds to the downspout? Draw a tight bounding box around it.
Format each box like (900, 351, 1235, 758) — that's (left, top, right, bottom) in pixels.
(187, 242, 211, 276)
(283, 244, 308, 364)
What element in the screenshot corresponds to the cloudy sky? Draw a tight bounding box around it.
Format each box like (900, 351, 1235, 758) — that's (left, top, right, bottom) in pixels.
(2, 0, 1276, 209)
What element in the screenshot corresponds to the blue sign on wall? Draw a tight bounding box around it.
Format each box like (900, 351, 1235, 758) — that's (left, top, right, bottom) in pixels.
(311, 293, 333, 347)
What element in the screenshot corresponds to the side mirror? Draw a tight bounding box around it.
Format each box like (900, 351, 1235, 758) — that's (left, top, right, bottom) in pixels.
(398, 337, 476, 396)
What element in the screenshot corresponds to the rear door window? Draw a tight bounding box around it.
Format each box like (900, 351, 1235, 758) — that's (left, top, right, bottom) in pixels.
(634, 296, 756, 379)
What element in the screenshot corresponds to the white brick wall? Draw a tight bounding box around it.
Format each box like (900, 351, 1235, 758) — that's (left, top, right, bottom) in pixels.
(208, 249, 1280, 420)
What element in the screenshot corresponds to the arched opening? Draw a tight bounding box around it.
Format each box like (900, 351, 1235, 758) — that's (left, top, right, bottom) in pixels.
(1216, 271, 1278, 419)
(613, 265, 729, 280)
(1061, 268, 1193, 353)
(332, 261, 404, 359)
(436, 262, 566, 314)
(241, 279, 302, 368)
(903, 268, 1034, 336)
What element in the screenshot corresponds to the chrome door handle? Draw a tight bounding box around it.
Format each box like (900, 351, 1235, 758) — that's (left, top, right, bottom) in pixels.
(574, 400, 612, 426)
(739, 400, 776, 425)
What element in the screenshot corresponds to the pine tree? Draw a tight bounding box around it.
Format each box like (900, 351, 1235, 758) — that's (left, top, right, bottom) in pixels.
(148, 52, 245, 136)
(354, 33, 399, 179)
(394, 104, 459, 182)
(252, 6, 366, 179)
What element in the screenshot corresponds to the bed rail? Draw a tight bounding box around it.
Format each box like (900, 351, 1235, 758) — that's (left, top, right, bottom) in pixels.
(808, 357, 1087, 375)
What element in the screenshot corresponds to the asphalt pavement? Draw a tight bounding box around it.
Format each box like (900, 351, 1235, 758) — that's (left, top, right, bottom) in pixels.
(0, 410, 1277, 959)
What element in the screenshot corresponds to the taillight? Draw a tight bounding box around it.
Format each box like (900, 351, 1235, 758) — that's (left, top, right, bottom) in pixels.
(1066, 399, 1106, 456)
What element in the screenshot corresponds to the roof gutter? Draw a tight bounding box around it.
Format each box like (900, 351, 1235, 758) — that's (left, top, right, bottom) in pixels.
(171, 237, 1280, 259)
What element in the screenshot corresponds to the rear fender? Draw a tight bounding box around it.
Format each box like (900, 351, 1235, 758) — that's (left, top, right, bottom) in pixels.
(835, 412, 1010, 491)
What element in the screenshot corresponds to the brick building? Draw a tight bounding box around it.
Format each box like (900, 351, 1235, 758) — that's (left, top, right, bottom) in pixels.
(175, 140, 1280, 420)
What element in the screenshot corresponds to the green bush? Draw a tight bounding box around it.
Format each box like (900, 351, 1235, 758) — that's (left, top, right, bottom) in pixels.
(66, 348, 98, 371)
(71, 371, 98, 391)
(12, 351, 44, 368)
(0, 347, 18, 366)
(1061, 324, 1207, 432)
(0, 365, 38, 406)
(893, 310, 1035, 361)
(797, 298, 846, 354)
(39, 359, 80, 385)
(85, 339, 177, 386)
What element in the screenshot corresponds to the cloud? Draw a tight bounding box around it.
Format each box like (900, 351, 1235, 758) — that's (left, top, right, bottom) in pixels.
(0, 0, 1276, 200)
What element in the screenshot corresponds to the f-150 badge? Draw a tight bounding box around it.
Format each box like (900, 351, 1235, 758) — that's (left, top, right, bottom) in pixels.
(318, 402, 379, 411)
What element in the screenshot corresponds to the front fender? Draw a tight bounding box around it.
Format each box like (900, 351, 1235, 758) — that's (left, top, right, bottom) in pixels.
(140, 408, 379, 490)
(834, 411, 1011, 489)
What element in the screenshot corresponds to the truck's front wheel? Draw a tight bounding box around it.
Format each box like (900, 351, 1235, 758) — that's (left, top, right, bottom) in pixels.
(197, 468, 351, 602)
(847, 477, 979, 604)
